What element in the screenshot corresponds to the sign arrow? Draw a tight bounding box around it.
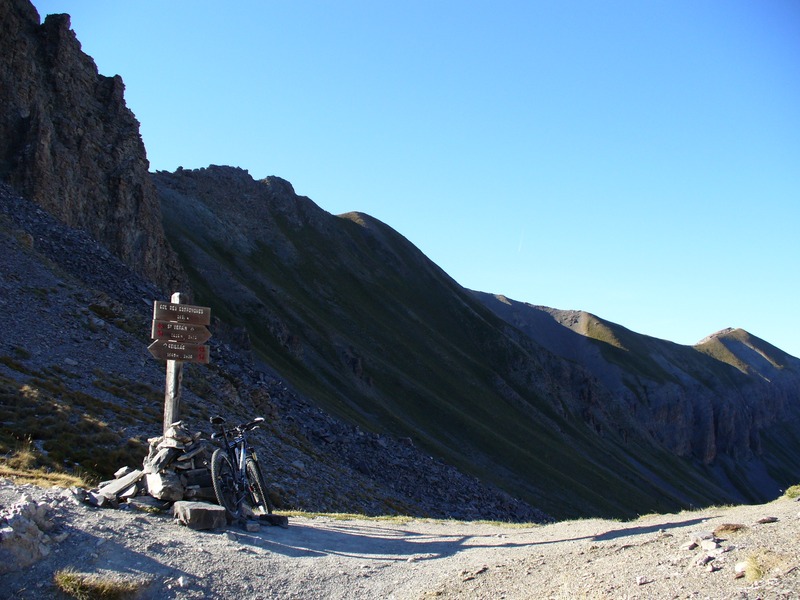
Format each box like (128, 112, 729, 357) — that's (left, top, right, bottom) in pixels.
(151, 320, 212, 344)
(147, 339, 210, 364)
(152, 301, 211, 326)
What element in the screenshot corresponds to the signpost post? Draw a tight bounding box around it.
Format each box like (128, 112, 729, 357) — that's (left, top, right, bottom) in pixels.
(149, 293, 212, 436)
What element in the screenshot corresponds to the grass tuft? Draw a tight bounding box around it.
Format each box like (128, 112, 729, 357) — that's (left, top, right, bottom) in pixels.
(743, 549, 788, 582)
(53, 568, 141, 599)
(783, 484, 800, 499)
(712, 523, 747, 537)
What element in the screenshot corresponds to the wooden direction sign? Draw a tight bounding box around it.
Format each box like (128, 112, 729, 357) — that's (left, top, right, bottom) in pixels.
(151, 320, 212, 344)
(147, 339, 210, 364)
(152, 301, 211, 326)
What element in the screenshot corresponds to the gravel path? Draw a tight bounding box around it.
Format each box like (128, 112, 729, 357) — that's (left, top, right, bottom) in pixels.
(2, 480, 799, 600)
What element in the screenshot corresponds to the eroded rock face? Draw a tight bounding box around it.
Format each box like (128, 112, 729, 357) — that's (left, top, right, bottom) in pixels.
(0, 0, 185, 292)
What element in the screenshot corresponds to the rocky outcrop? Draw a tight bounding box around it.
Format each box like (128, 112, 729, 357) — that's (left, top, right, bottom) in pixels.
(0, 0, 184, 292)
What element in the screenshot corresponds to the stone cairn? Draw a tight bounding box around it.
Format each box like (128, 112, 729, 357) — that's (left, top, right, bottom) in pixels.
(88, 421, 216, 509)
(81, 421, 232, 530)
(143, 421, 216, 504)
(87, 421, 287, 530)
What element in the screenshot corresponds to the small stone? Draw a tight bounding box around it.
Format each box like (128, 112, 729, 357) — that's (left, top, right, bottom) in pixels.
(756, 516, 778, 524)
(244, 521, 261, 533)
(734, 561, 749, 578)
(682, 540, 698, 551)
(636, 576, 651, 585)
(114, 466, 134, 479)
(145, 471, 184, 502)
(87, 491, 109, 508)
(694, 552, 714, 566)
(690, 531, 715, 544)
(700, 539, 719, 551)
(258, 514, 289, 528)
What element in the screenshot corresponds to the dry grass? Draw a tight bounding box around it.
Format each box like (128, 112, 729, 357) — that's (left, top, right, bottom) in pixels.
(0, 372, 148, 480)
(783, 484, 800, 499)
(743, 549, 791, 582)
(712, 523, 748, 537)
(53, 568, 142, 599)
(0, 441, 91, 488)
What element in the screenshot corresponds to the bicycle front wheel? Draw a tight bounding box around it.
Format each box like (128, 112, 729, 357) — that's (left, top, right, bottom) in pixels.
(211, 448, 240, 520)
(246, 456, 273, 515)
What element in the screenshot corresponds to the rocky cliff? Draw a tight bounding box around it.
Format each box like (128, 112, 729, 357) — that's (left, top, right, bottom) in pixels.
(0, 0, 184, 291)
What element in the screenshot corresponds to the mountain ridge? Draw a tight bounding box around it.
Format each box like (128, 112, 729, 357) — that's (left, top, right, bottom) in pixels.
(2, 0, 799, 522)
(153, 165, 800, 518)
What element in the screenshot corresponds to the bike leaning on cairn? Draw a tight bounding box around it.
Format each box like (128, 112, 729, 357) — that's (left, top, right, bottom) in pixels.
(209, 415, 273, 520)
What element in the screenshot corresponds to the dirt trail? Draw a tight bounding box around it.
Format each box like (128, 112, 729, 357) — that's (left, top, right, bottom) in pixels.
(2, 480, 799, 599)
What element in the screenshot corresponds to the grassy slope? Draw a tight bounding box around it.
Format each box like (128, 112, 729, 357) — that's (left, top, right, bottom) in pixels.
(157, 171, 795, 519)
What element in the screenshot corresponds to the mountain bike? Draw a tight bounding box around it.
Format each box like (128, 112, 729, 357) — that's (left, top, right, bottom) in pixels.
(209, 415, 273, 521)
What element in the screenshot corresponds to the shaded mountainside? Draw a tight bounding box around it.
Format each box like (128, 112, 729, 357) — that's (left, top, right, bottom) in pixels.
(0, 180, 546, 522)
(0, 0, 184, 291)
(153, 166, 800, 519)
(473, 294, 800, 500)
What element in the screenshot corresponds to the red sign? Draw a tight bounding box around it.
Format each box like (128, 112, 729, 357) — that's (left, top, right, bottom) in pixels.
(151, 320, 212, 344)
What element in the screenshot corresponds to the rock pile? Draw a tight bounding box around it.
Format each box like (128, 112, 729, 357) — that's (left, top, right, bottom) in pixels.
(142, 421, 216, 504)
(83, 422, 289, 532)
(0, 489, 69, 574)
(85, 421, 216, 508)
(684, 530, 733, 572)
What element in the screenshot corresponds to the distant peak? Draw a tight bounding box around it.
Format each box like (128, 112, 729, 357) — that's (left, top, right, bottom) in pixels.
(493, 294, 512, 306)
(695, 327, 739, 346)
(259, 175, 296, 196)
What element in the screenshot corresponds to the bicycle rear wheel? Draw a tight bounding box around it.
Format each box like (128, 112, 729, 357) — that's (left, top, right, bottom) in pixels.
(211, 448, 240, 520)
(246, 456, 273, 515)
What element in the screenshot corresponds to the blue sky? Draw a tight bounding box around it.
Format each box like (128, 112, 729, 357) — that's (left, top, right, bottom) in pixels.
(33, 1, 800, 358)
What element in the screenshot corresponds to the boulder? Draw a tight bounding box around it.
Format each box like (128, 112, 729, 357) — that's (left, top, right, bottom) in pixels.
(146, 472, 184, 502)
(172, 501, 227, 530)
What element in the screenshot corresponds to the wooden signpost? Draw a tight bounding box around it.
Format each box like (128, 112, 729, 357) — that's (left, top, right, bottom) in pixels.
(148, 293, 212, 435)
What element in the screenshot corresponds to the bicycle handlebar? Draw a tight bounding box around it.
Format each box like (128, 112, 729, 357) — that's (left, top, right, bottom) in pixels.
(209, 415, 265, 439)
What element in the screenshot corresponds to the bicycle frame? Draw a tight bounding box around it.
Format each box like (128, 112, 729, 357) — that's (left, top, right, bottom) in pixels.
(211, 416, 265, 514)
